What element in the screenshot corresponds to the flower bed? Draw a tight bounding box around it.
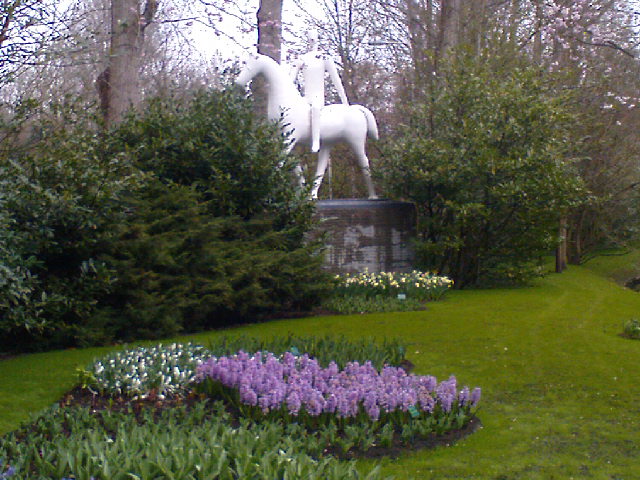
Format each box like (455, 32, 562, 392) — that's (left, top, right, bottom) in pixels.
(1, 336, 482, 478)
(334, 270, 453, 301)
(196, 351, 480, 449)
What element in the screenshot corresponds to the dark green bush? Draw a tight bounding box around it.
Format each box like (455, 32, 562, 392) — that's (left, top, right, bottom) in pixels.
(0, 89, 331, 352)
(378, 49, 586, 287)
(0, 107, 142, 352)
(96, 179, 329, 340)
(108, 89, 311, 229)
(96, 89, 329, 338)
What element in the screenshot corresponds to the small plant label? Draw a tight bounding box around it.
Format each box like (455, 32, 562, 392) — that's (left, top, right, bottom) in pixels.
(397, 293, 407, 300)
(290, 346, 300, 356)
(408, 405, 420, 418)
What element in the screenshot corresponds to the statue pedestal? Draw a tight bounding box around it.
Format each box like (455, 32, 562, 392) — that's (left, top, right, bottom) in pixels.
(313, 199, 416, 274)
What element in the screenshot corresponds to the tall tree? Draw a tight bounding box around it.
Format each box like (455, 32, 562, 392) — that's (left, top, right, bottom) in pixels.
(438, 0, 461, 54)
(251, 0, 282, 116)
(257, 0, 282, 62)
(97, 0, 158, 127)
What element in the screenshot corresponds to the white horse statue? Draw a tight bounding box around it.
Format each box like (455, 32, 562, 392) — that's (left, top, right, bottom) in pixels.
(235, 54, 378, 199)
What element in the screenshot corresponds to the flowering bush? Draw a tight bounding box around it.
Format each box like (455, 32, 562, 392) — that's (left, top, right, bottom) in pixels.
(196, 351, 480, 440)
(333, 270, 453, 301)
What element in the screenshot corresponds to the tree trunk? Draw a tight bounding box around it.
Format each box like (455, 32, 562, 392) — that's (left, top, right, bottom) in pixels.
(508, 0, 520, 43)
(533, 0, 544, 63)
(407, 0, 430, 98)
(438, 0, 460, 54)
(407, 0, 424, 68)
(556, 216, 568, 273)
(254, 0, 283, 116)
(98, 0, 157, 128)
(568, 211, 584, 265)
(472, 0, 488, 53)
(257, 0, 282, 62)
(425, 0, 433, 51)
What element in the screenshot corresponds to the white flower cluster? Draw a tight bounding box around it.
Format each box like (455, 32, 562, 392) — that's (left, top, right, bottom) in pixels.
(335, 269, 453, 301)
(89, 343, 210, 398)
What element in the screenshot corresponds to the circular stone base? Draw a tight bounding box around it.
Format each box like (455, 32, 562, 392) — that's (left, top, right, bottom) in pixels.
(313, 199, 416, 274)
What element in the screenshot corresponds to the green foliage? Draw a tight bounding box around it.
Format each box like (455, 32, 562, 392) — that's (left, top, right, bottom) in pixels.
(0, 104, 143, 351)
(107, 89, 310, 228)
(321, 295, 426, 314)
(378, 50, 586, 287)
(622, 318, 640, 339)
(0, 403, 386, 480)
(96, 178, 329, 339)
(205, 334, 406, 371)
(94, 89, 330, 340)
(0, 89, 331, 352)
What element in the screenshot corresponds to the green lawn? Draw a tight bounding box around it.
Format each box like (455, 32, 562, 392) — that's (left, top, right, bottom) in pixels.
(2, 260, 640, 479)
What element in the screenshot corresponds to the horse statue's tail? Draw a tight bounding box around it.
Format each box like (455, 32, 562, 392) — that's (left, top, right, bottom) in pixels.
(353, 105, 379, 140)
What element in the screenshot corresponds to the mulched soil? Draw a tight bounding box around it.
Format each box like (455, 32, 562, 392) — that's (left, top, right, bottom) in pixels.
(58, 387, 212, 424)
(57, 386, 481, 459)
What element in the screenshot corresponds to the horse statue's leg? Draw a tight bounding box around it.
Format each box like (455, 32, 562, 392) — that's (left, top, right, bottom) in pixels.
(311, 147, 331, 199)
(295, 165, 305, 188)
(353, 142, 378, 199)
(284, 140, 306, 189)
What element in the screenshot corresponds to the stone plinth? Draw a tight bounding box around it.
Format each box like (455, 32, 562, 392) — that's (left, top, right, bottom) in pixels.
(313, 199, 416, 274)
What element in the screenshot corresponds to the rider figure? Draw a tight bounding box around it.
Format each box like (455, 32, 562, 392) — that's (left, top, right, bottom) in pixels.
(289, 29, 349, 153)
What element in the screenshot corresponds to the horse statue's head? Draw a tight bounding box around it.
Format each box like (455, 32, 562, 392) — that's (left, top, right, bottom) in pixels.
(235, 55, 262, 86)
(235, 54, 291, 87)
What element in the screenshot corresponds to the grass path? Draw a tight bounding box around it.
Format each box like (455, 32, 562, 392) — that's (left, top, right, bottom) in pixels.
(2, 263, 640, 479)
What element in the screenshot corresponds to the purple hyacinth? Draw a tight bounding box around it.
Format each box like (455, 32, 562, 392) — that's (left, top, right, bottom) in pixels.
(196, 351, 480, 421)
(458, 386, 470, 406)
(470, 387, 482, 406)
(286, 391, 302, 415)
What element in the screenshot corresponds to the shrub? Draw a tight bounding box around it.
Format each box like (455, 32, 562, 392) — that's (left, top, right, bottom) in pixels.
(0, 105, 143, 352)
(378, 49, 586, 287)
(95, 179, 329, 339)
(107, 89, 311, 228)
(0, 89, 332, 352)
(94, 89, 331, 339)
